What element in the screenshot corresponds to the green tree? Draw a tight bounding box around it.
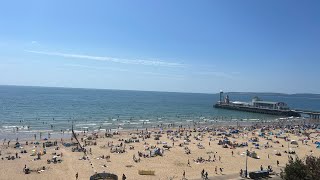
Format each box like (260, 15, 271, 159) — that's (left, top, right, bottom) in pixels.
(281, 156, 320, 180)
(305, 156, 320, 179)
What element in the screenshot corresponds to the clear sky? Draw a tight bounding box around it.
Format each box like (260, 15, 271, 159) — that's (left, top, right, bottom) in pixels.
(0, 0, 319, 94)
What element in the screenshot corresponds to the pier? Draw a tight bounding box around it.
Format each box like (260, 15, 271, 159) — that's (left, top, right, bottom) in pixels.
(292, 109, 320, 120)
(215, 92, 320, 119)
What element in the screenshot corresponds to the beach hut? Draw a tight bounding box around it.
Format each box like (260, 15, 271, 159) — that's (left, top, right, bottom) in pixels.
(274, 150, 281, 156)
(30, 149, 37, 156)
(291, 140, 298, 145)
(249, 151, 260, 159)
(90, 173, 118, 180)
(14, 142, 21, 148)
(230, 130, 239, 134)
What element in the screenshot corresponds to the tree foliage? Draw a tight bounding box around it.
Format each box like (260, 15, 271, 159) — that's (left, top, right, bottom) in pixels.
(281, 156, 320, 180)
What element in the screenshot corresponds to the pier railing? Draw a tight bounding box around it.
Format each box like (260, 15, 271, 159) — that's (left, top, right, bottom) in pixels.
(292, 109, 320, 119)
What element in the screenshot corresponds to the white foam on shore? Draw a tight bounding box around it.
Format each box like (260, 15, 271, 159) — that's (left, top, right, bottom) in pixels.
(139, 119, 149, 122)
(2, 125, 29, 130)
(249, 119, 260, 121)
(75, 123, 97, 127)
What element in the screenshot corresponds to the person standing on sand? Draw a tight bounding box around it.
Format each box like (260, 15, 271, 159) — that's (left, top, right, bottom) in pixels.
(215, 166, 217, 174)
(122, 174, 126, 180)
(75, 172, 78, 180)
(183, 170, 185, 178)
(187, 159, 190, 166)
(220, 168, 223, 174)
(277, 160, 279, 166)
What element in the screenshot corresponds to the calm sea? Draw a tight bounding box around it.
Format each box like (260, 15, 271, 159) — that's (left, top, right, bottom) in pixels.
(0, 85, 320, 139)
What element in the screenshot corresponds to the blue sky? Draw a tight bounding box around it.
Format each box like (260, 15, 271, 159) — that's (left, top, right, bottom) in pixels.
(0, 0, 319, 94)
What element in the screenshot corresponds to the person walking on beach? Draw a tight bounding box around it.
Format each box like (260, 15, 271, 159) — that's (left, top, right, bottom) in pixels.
(75, 172, 78, 180)
(122, 174, 126, 180)
(201, 169, 205, 178)
(215, 166, 217, 174)
(260, 165, 263, 171)
(205, 171, 208, 179)
(277, 160, 279, 166)
(183, 170, 185, 178)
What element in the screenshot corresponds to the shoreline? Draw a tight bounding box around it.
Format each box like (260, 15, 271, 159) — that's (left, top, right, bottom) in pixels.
(0, 116, 309, 141)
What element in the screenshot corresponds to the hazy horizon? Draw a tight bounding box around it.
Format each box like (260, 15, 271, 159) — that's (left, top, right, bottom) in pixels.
(1, 84, 320, 96)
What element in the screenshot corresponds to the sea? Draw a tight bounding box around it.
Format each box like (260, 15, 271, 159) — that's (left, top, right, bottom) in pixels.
(0, 85, 320, 140)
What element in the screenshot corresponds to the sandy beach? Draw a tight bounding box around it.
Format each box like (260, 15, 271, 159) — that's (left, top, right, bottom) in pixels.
(0, 122, 319, 180)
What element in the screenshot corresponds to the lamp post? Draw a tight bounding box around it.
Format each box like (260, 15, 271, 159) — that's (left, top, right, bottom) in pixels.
(219, 90, 223, 104)
(245, 149, 248, 178)
(288, 139, 290, 159)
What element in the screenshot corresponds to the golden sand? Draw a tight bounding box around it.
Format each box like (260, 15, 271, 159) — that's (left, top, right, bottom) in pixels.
(0, 127, 319, 180)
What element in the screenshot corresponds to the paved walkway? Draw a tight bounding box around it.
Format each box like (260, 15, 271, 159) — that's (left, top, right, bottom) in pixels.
(190, 172, 282, 180)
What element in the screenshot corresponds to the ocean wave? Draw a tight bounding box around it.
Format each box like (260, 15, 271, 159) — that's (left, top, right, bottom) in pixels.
(75, 123, 97, 127)
(2, 125, 29, 129)
(139, 119, 149, 122)
(16, 130, 53, 133)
